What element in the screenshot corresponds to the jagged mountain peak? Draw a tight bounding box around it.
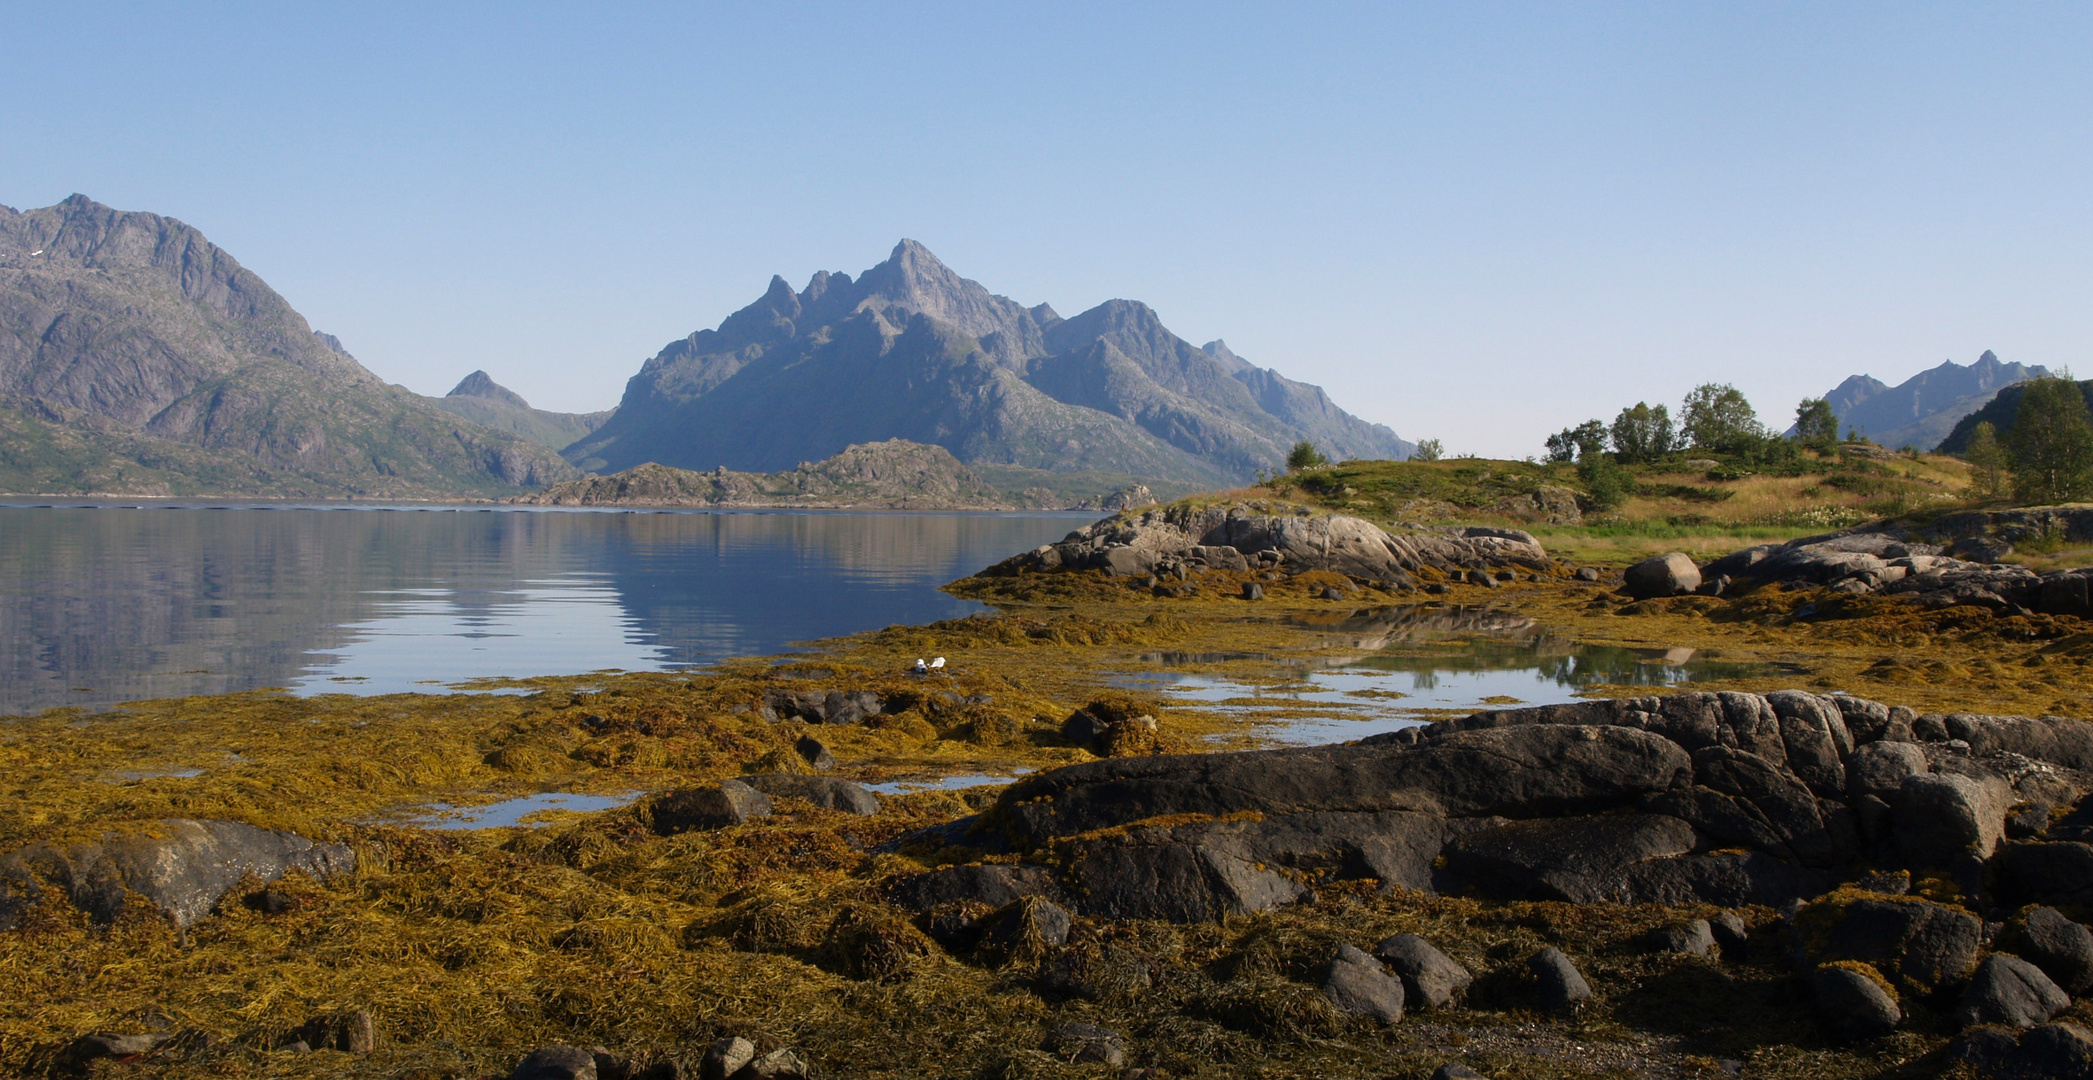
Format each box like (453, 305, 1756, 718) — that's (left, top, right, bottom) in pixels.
(447, 370, 531, 410)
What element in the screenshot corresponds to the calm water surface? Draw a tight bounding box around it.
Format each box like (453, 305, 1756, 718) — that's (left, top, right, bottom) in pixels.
(0, 503, 1087, 714)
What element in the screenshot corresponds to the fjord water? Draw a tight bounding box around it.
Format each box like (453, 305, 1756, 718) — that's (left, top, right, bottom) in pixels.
(0, 504, 1087, 715)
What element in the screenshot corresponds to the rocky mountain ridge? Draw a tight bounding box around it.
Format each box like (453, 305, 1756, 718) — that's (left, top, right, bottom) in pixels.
(565, 241, 1410, 489)
(0, 195, 577, 497)
(1806, 350, 2048, 451)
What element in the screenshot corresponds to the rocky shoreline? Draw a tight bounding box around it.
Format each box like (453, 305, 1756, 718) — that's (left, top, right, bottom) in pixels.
(11, 505, 2093, 1079)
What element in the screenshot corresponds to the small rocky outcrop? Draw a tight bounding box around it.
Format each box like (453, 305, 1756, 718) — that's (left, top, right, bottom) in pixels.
(979, 501, 1551, 587)
(1813, 964, 1902, 1039)
(741, 775, 880, 816)
(1960, 954, 2072, 1029)
(1953, 1021, 2093, 1079)
(2012, 907, 2093, 994)
(0, 819, 354, 930)
(1528, 947, 1593, 1009)
(1693, 514, 2093, 614)
(648, 781, 773, 834)
(1044, 1023, 1125, 1067)
(1317, 944, 1405, 1024)
(1374, 933, 1472, 1009)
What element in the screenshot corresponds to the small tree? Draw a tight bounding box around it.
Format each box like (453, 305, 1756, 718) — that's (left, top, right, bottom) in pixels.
(1412, 438, 1443, 462)
(1963, 421, 2010, 501)
(1285, 441, 1329, 471)
(2010, 377, 2093, 504)
(1577, 451, 1632, 510)
(1681, 383, 1764, 453)
(1610, 402, 1676, 463)
(1794, 397, 1839, 448)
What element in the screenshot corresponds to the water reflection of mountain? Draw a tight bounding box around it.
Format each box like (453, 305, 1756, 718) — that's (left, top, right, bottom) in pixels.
(0, 506, 1081, 714)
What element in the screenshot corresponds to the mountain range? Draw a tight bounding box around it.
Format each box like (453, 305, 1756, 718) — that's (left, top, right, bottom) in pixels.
(0, 198, 1407, 500)
(0, 195, 577, 497)
(564, 240, 1410, 493)
(1805, 350, 2049, 451)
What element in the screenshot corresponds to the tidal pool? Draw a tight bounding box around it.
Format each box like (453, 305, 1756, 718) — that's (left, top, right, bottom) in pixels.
(1119, 604, 1791, 745)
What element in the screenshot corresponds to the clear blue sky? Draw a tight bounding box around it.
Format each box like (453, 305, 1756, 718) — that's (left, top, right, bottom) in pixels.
(7, 3, 2090, 457)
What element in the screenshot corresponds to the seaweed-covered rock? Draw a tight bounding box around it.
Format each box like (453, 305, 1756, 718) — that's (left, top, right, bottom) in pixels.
(1045, 1023, 1126, 1067)
(1813, 964, 1901, 1039)
(741, 775, 879, 816)
(649, 780, 772, 834)
(2014, 907, 2093, 994)
(1801, 894, 1983, 991)
(1374, 933, 1472, 1010)
(1959, 954, 2071, 1029)
(1317, 944, 1405, 1024)
(512, 1046, 598, 1080)
(1528, 947, 1593, 1009)
(1431, 1066, 1490, 1080)
(0, 819, 355, 929)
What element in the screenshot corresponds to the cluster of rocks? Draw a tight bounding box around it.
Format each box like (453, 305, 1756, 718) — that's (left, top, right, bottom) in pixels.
(0, 818, 354, 931)
(980, 502, 1553, 589)
(508, 1036, 805, 1080)
(882, 690, 2093, 1046)
(1622, 515, 2093, 614)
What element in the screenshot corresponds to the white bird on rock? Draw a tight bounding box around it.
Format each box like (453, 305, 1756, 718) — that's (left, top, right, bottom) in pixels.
(930, 657, 946, 670)
(911, 658, 928, 674)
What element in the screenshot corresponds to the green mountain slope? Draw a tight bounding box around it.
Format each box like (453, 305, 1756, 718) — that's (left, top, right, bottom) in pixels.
(0, 195, 577, 497)
(566, 241, 1409, 485)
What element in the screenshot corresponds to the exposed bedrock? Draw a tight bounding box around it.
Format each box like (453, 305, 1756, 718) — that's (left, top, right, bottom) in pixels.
(1675, 512, 2093, 614)
(0, 819, 355, 929)
(893, 690, 2093, 929)
(978, 501, 1551, 586)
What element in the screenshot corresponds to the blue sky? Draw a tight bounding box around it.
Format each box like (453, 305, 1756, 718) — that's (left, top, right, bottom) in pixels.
(6, 3, 2090, 457)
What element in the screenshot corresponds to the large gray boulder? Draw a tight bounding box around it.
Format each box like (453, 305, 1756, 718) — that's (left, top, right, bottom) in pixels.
(0, 819, 355, 929)
(989, 724, 1691, 847)
(1528, 947, 1593, 1009)
(1318, 944, 1405, 1024)
(1375, 933, 1472, 1009)
(2016, 907, 2093, 995)
(649, 779, 772, 833)
(1897, 772, 2012, 863)
(1622, 553, 1701, 599)
(1959, 954, 2071, 1029)
(984, 501, 1551, 584)
(1813, 965, 1901, 1039)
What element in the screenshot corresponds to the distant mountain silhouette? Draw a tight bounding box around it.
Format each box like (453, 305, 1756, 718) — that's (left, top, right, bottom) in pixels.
(427, 370, 613, 454)
(565, 240, 1410, 489)
(1803, 350, 2049, 451)
(0, 195, 577, 496)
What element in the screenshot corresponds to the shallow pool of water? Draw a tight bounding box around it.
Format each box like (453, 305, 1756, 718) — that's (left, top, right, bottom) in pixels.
(862, 769, 1034, 795)
(397, 790, 642, 830)
(1118, 604, 1790, 745)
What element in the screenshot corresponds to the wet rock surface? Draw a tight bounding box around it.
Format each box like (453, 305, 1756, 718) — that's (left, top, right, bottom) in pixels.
(740, 774, 880, 816)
